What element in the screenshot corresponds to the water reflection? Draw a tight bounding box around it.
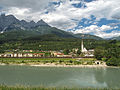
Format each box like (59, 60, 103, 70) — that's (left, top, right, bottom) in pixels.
(0, 65, 120, 88)
(94, 68, 120, 88)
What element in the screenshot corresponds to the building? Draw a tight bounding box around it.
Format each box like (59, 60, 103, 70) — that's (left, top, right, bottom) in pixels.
(81, 40, 88, 53)
(0, 53, 45, 58)
(51, 52, 64, 57)
(81, 40, 94, 57)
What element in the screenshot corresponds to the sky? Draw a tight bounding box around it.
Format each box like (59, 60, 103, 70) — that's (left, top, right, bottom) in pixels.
(0, 0, 120, 38)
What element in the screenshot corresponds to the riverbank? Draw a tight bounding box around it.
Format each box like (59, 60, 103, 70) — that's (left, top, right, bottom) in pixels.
(30, 63, 107, 68)
(0, 85, 115, 90)
(0, 57, 112, 68)
(1, 62, 120, 68)
(0, 62, 108, 68)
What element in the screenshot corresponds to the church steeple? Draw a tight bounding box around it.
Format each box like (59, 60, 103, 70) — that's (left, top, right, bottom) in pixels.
(81, 35, 87, 53)
(81, 39, 84, 52)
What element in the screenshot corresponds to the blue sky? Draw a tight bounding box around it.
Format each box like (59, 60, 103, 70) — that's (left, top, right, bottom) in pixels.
(0, 0, 120, 38)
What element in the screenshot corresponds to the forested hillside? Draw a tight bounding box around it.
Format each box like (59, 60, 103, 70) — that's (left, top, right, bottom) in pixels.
(0, 33, 107, 52)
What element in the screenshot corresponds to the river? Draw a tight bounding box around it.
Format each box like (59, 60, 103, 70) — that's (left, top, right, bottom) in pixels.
(0, 65, 120, 88)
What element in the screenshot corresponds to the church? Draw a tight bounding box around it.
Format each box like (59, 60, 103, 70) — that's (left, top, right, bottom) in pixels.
(81, 40, 94, 57)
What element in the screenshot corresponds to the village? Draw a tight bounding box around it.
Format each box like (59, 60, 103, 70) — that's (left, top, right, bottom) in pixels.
(0, 40, 94, 58)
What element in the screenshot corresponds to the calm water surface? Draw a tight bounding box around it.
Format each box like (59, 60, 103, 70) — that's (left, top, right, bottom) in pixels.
(0, 65, 120, 88)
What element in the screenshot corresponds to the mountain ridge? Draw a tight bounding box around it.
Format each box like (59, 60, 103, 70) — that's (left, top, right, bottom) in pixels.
(0, 14, 103, 41)
(74, 33, 103, 40)
(0, 14, 49, 32)
(109, 36, 120, 40)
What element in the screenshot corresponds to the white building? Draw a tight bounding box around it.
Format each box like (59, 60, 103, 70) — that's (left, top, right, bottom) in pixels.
(81, 40, 88, 53)
(81, 40, 94, 57)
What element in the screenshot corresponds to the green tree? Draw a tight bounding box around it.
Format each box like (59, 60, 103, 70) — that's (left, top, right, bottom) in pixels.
(0, 49, 4, 53)
(63, 49, 70, 55)
(106, 57, 120, 66)
(94, 47, 105, 60)
(105, 47, 120, 59)
(77, 49, 81, 55)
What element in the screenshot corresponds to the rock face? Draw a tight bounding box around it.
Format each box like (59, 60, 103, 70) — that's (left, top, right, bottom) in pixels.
(0, 14, 19, 31)
(36, 19, 49, 26)
(0, 14, 49, 32)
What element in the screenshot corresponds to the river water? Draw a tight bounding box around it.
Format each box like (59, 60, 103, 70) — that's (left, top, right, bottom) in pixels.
(0, 65, 120, 88)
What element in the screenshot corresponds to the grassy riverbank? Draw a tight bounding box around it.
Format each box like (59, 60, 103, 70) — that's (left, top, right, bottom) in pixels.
(0, 85, 115, 90)
(0, 58, 101, 66)
(0, 57, 77, 61)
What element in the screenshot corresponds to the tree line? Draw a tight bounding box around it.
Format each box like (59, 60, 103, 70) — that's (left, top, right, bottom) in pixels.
(94, 40, 120, 66)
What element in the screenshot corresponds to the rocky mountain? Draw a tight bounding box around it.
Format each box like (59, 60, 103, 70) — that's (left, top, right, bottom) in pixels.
(0, 14, 19, 32)
(0, 14, 103, 41)
(0, 14, 49, 32)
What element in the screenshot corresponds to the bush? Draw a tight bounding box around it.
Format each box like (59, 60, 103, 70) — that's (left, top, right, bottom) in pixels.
(59, 60, 63, 63)
(106, 57, 120, 66)
(69, 60, 73, 63)
(21, 60, 25, 63)
(102, 58, 107, 61)
(63, 49, 70, 55)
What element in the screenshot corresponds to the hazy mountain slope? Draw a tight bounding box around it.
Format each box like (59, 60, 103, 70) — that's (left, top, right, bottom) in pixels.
(74, 33, 103, 40)
(110, 36, 120, 40)
(0, 26, 75, 41)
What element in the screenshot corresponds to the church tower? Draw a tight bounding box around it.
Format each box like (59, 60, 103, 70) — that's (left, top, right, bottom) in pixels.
(81, 39, 87, 53)
(81, 40, 84, 53)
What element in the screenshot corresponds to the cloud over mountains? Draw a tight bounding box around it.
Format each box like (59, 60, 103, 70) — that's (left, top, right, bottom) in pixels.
(0, 0, 120, 38)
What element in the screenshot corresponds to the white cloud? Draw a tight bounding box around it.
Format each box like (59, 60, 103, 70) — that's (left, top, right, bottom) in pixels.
(39, 0, 120, 30)
(100, 25, 113, 31)
(97, 30, 120, 38)
(74, 25, 114, 33)
(1, 0, 120, 38)
(7, 7, 30, 16)
(7, 7, 46, 22)
(73, 25, 118, 38)
(3, 0, 120, 25)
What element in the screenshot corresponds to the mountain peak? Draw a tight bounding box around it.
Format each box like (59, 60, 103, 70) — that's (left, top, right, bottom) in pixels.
(30, 20, 35, 23)
(0, 14, 50, 32)
(0, 14, 20, 31)
(37, 19, 49, 26)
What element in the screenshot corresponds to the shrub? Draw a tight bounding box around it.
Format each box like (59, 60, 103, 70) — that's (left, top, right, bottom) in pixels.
(69, 60, 73, 63)
(59, 60, 63, 63)
(106, 57, 120, 66)
(102, 58, 107, 61)
(21, 60, 25, 63)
